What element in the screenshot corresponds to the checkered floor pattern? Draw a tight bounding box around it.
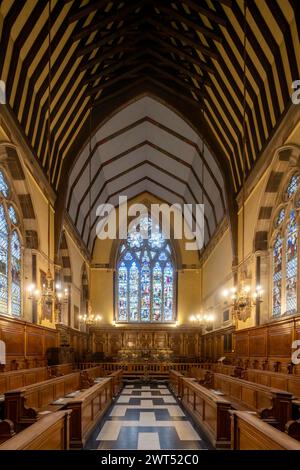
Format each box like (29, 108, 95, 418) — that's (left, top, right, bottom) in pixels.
(85, 383, 210, 450)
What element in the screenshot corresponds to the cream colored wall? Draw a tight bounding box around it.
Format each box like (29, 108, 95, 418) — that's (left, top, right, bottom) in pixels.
(63, 228, 88, 328)
(22, 165, 55, 329)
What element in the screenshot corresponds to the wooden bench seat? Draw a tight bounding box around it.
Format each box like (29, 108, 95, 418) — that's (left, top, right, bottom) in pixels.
(244, 369, 300, 398)
(65, 378, 113, 448)
(231, 410, 300, 450)
(0, 363, 75, 394)
(0, 411, 71, 450)
(4, 371, 82, 431)
(170, 370, 231, 448)
(211, 372, 293, 430)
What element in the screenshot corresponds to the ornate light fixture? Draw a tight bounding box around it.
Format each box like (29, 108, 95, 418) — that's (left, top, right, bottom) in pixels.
(222, 283, 263, 322)
(222, 0, 263, 322)
(189, 313, 215, 324)
(78, 302, 102, 326)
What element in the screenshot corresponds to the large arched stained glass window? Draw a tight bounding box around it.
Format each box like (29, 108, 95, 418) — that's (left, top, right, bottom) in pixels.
(0, 170, 22, 317)
(116, 216, 176, 322)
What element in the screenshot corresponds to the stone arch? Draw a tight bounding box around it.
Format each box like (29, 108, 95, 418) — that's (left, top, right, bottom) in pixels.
(253, 144, 300, 253)
(0, 143, 39, 250)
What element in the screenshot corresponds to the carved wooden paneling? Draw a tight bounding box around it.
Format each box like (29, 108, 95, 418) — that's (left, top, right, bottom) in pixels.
(0, 315, 59, 370)
(92, 327, 200, 359)
(235, 333, 249, 357)
(268, 323, 293, 357)
(0, 319, 24, 356)
(249, 328, 267, 357)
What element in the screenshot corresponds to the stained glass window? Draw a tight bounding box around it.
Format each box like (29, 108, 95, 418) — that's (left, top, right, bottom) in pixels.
(0, 205, 8, 314)
(11, 231, 21, 316)
(286, 209, 297, 313)
(0, 171, 22, 317)
(272, 174, 300, 317)
(8, 205, 18, 224)
(275, 208, 285, 227)
(116, 216, 175, 322)
(272, 234, 282, 316)
(0, 171, 9, 198)
(286, 175, 299, 199)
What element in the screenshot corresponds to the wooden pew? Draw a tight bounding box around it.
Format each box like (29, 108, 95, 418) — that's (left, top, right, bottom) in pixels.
(4, 371, 82, 430)
(0, 419, 15, 444)
(109, 370, 123, 397)
(65, 378, 113, 448)
(244, 369, 300, 398)
(181, 377, 232, 449)
(169, 370, 184, 398)
(0, 363, 75, 394)
(3, 367, 122, 433)
(169, 371, 231, 449)
(212, 372, 293, 431)
(230, 410, 300, 450)
(0, 411, 71, 450)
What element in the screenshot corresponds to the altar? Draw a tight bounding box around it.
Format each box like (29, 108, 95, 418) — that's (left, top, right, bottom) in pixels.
(117, 348, 174, 362)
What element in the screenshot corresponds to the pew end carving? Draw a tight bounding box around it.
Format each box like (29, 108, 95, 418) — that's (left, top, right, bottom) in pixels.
(0, 419, 15, 444)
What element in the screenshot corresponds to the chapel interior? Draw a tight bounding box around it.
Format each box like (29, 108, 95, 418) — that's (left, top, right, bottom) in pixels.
(0, 0, 300, 452)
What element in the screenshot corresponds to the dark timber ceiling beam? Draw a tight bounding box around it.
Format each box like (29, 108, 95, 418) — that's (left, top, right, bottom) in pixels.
(85, 64, 149, 95)
(153, 3, 222, 43)
(76, 18, 145, 57)
(82, 56, 144, 86)
(72, 2, 143, 42)
(173, 0, 227, 26)
(143, 33, 215, 75)
(85, 61, 205, 99)
(83, 48, 210, 87)
(147, 18, 219, 59)
(79, 42, 139, 71)
(68, 0, 112, 23)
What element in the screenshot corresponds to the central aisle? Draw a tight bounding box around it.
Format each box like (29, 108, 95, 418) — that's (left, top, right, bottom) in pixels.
(85, 382, 211, 450)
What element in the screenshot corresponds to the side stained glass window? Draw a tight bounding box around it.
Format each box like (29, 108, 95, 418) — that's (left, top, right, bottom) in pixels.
(0, 205, 8, 314)
(0, 170, 22, 317)
(116, 216, 176, 322)
(286, 209, 297, 313)
(272, 173, 299, 317)
(272, 234, 282, 316)
(11, 231, 21, 316)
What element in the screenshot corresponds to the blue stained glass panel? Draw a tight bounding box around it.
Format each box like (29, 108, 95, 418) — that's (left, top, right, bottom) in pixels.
(152, 262, 162, 321)
(275, 208, 285, 227)
(118, 262, 127, 321)
(286, 175, 299, 199)
(141, 255, 151, 322)
(164, 262, 173, 321)
(129, 262, 139, 321)
(0, 205, 8, 314)
(11, 231, 21, 316)
(286, 209, 297, 313)
(273, 234, 282, 316)
(0, 172, 9, 198)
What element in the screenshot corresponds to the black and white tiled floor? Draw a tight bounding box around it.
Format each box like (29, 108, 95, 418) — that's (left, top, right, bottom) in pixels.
(85, 383, 211, 450)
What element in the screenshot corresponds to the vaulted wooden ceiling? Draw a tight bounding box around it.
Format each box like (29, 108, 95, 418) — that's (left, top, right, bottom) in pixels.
(0, 0, 299, 252)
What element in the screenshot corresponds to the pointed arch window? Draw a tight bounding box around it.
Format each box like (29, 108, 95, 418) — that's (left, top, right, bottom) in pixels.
(272, 174, 299, 316)
(116, 216, 176, 323)
(0, 170, 22, 317)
